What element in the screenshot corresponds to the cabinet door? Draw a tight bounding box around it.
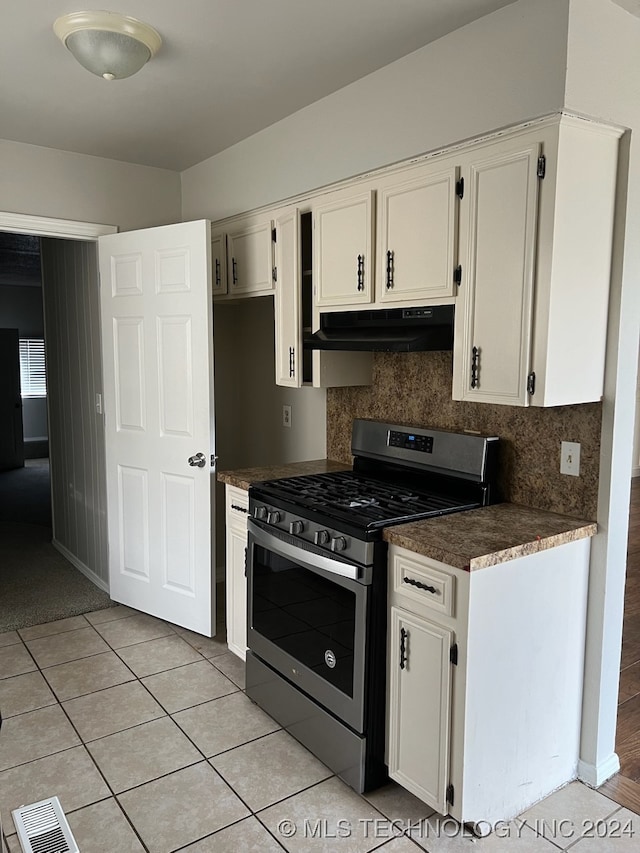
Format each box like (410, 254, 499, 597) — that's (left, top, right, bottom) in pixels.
(225, 486, 248, 660)
(211, 232, 227, 296)
(452, 142, 540, 406)
(314, 190, 374, 306)
(227, 219, 274, 295)
(274, 208, 302, 387)
(378, 167, 458, 303)
(388, 606, 453, 814)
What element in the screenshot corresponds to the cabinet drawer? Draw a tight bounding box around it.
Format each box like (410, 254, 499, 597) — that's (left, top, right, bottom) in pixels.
(392, 551, 455, 617)
(225, 485, 249, 530)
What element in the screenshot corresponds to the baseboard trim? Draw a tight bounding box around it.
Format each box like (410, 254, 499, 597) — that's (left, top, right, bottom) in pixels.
(52, 539, 110, 594)
(577, 753, 621, 788)
(633, 467, 640, 479)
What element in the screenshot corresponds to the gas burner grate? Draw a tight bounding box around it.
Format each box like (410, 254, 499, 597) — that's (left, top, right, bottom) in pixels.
(261, 471, 476, 528)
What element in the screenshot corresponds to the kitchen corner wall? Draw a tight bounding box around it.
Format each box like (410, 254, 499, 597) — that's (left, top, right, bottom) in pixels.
(327, 352, 600, 521)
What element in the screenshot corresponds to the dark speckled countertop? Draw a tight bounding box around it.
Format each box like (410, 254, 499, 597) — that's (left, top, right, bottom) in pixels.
(384, 502, 597, 571)
(219, 461, 597, 571)
(217, 459, 348, 491)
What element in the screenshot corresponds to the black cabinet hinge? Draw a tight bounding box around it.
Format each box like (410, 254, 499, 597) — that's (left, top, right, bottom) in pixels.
(453, 265, 462, 286)
(537, 155, 546, 179)
(456, 177, 464, 199)
(527, 371, 536, 396)
(447, 784, 455, 806)
(450, 644, 458, 666)
(272, 227, 277, 242)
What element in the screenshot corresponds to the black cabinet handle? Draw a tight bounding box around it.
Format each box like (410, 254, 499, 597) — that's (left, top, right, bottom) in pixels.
(289, 346, 295, 378)
(357, 254, 364, 291)
(231, 504, 248, 514)
(232, 257, 238, 285)
(400, 627, 408, 670)
(403, 576, 437, 594)
(386, 250, 394, 289)
(215, 258, 221, 287)
(471, 345, 480, 389)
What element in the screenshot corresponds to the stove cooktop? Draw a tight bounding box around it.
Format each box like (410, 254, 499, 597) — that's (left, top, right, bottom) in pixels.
(252, 469, 481, 532)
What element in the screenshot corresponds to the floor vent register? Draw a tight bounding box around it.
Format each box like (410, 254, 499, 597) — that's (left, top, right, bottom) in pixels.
(11, 797, 79, 853)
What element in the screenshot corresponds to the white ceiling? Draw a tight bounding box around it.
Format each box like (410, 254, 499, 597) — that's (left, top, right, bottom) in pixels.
(3, 1, 518, 171)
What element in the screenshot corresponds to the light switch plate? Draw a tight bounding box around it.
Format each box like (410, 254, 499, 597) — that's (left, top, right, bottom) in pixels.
(560, 441, 581, 476)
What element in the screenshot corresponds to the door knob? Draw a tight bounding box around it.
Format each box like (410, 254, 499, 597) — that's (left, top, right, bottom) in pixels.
(188, 452, 206, 468)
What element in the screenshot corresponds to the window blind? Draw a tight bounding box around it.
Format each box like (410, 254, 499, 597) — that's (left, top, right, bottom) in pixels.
(19, 338, 47, 398)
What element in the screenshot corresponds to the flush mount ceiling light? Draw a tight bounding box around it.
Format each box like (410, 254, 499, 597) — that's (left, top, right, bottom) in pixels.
(53, 10, 162, 81)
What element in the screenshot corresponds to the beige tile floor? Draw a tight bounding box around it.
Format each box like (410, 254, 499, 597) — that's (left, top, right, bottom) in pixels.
(0, 605, 639, 852)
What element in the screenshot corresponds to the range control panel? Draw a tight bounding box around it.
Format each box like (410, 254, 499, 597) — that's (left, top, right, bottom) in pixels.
(387, 430, 433, 454)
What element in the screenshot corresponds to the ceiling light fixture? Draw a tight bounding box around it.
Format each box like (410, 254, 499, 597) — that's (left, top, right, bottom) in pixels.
(53, 10, 162, 81)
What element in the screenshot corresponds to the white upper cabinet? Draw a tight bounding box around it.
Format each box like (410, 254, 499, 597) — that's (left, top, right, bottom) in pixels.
(213, 215, 274, 299)
(314, 189, 375, 306)
(453, 115, 621, 407)
(211, 232, 227, 296)
(453, 141, 540, 406)
(377, 163, 459, 304)
(227, 217, 274, 295)
(273, 207, 373, 389)
(274, 207, 302, 387)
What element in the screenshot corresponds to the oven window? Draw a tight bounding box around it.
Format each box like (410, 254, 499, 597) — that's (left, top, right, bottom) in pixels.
(252, 544, 356, 697)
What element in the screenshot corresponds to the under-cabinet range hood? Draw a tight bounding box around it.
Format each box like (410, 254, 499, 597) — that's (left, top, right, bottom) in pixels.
(304, 304, 454, 352)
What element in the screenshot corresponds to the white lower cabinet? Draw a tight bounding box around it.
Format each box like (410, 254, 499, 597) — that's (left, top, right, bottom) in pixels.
(387, 538, 592, 827)
(388, 606, 454, 815)
(224, 485, 248, 660)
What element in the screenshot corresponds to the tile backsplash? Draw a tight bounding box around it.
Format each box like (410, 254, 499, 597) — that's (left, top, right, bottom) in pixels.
(326, 352, 601, 520)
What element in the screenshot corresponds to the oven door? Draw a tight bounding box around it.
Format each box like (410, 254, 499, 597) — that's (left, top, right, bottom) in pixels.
(247, 518, 369, 733)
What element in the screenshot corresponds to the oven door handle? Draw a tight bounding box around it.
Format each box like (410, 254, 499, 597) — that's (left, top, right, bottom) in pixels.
(248, 518, 365, 582)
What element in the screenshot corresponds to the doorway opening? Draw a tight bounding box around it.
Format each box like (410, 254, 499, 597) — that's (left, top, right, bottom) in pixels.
(0, 233, 51, 526)
(0, 222, 114, 633)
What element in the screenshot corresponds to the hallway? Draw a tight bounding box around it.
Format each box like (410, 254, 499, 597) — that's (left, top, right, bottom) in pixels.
(0, 460, 112, 633)
(0, 458, 51, 527)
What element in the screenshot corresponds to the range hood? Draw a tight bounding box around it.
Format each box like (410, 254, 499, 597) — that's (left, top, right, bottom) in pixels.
(304, 305, 454, 352)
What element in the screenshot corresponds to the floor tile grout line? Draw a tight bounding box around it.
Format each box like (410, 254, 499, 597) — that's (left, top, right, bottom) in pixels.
(167, 813, 290, 853)
(16, 614, 91, 642)
(0, 741, 83, 777)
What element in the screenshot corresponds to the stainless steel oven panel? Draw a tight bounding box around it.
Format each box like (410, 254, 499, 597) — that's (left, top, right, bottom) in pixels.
(247, 521, 369, 732)
(248, 520, 371, 583)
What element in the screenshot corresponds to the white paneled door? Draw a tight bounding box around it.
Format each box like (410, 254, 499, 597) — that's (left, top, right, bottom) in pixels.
(99, 220, 216, 636)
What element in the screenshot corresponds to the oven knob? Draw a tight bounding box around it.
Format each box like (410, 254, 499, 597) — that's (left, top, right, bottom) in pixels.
(254, 506, 268, 520)
(314, 529, 330, 546)
(289, 520, 304, 535)
(331, 536, 347, 552)
(267, 511, 282, 525)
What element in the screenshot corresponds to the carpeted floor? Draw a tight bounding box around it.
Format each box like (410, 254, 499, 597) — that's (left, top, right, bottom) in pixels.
(0, 460, 115, 632)
(0, 457, 52, 526)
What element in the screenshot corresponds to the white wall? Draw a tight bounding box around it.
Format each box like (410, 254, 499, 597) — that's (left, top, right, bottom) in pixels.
(182, 0, 571, 496)
(213, 297, 326, 473)
(0, 139, 181, 232)
(212, 296, 326, 570)
(182, 0, 569, 222)
(561, 0, 640, 785)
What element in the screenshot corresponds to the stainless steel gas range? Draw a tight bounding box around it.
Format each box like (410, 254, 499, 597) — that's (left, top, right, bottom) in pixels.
(245, 419, 500, 793)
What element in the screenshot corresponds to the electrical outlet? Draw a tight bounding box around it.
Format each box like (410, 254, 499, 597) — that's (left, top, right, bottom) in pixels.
(560, 441, 581, 476)
(282, 404, 292, 428)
